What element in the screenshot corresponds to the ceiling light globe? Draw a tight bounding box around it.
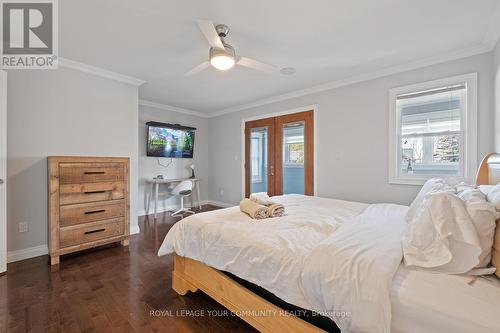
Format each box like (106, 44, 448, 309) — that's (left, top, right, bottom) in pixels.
(210, 55, 235, 70)
(209, 44, 236, 71)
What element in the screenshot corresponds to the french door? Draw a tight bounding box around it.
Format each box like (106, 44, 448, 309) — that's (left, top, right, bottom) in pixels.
(0, 70, 6, 274)
(245, 110, 314, 197)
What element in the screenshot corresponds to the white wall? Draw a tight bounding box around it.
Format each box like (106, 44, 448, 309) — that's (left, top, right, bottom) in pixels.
(208, 52, 495, 206)
(495, 40, 500, 150)
(138, 104, 208, 215)
(7, 67, 139, 254)
(0, 71, 7, 272)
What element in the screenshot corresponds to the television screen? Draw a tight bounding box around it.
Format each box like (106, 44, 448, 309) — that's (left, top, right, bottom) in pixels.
(147, 126, 195, 158)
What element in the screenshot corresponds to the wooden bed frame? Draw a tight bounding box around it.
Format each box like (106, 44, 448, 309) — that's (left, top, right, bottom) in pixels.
(476, 153, 500, 185)
(172, 255, 326, 333)
(172, 153, 500, 333)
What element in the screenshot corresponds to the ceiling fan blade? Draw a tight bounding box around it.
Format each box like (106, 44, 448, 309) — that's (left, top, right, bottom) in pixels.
(184, 61, 210, 76)
(237, 57, 277, 73)
(197, 20, 225, 50)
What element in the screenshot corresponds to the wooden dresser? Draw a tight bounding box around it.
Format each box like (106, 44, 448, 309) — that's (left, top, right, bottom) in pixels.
(48, 156, 130, 265)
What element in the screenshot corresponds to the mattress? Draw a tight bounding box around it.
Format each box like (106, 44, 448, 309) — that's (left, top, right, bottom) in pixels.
(390, 265, 500, 333)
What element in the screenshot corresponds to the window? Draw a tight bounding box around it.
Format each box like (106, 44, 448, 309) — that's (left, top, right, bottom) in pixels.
(389, 73, 477, 185)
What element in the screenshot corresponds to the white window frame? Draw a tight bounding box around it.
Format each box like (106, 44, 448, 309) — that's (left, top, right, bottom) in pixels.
(388, 73, 477, 185)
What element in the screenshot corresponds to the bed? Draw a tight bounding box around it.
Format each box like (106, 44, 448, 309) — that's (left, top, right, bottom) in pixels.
(158, 153, 500, 333)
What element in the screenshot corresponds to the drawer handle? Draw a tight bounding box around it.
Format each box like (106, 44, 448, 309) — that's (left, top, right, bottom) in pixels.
(84, 209, 106, 215)
(84, 171, 106, 175)
(84, 190, 107, 194)
(84, 228, 105, 235)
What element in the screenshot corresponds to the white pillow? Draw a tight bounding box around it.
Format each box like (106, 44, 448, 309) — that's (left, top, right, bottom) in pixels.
(478, 184, 500, 211)
(403, 192, 482, 274)
(406, 178, 455, 223)
(456, 187, 498, 267)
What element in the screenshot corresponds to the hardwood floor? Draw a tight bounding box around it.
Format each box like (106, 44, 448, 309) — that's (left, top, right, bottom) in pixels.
(0, 206, 257, 333)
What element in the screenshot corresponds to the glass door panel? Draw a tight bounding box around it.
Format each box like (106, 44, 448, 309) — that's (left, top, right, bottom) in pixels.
(250, 127, 269, 194)
(245, 117, 275, 197)
(282, 122, 305, 194)
(275, 110, 314, 196)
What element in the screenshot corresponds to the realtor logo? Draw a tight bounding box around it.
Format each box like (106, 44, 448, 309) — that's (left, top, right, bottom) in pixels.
(1, 0, 58, 69)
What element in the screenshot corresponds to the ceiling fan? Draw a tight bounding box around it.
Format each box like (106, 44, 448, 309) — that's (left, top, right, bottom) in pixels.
(185, 20, 278, 76)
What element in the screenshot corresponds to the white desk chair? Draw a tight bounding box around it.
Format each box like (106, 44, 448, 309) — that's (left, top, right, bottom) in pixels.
(171, 180, 195, 217)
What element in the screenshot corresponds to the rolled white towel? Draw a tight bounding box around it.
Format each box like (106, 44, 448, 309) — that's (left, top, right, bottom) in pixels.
(268, 203, 285, 217)
(240, 198, 269, 219)
(250, 192, 274, 205)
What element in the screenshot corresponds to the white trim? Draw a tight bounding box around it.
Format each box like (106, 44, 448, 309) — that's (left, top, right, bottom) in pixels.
(138, 99, 209, 118)
(137, 200, 232, 216)
(203, 200, 233, 208)
(0, 70, 6, 273)
(59, 58, 145, 86)
(7, 225, 140, 262)
(130, 224, 140, 235)
(137, 203, 179, 217)
(145, 43, 492, 119)
(7, 245, 48, 263)
(240, 105, 319, 198)
(209, 44, 490, 117)
(483, 2, 500, 49)
(388, 73, 478, 185)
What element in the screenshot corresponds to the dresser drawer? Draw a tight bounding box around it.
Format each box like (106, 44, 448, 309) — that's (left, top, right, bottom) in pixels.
(60, 182, 125, 205)
(59, 163, 124, 184)
(59, 200, 125, 227)
(59, 218, 125, 248)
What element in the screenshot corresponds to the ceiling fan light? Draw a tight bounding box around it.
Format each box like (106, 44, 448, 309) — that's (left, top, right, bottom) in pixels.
(210, 55, 235, 70)
(209, 45, 236, 71)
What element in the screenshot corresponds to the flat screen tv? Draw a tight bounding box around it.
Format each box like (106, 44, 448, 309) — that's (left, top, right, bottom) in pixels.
(147, 124, 195, 158)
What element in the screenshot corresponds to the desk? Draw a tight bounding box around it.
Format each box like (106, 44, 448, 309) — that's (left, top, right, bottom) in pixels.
(146, 178, 201, 218)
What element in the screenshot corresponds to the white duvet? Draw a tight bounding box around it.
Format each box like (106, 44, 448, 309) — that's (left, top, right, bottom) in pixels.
(301, 204, 408, 333)
(159, 195, 368, 308)
(158, 195, 408, 332)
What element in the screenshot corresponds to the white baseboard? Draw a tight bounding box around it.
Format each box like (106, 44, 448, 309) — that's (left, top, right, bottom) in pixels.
(7, 225, 140, 263)
(204, 200, 234, 208)
(137, 203, 179, 217)
(130, 224, 140, 235)
(7, 244, 48, 263)
(137, 200, 234, 217)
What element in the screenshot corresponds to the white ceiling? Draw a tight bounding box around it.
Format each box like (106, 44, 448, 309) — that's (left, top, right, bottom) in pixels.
(60, 0, 500, 114)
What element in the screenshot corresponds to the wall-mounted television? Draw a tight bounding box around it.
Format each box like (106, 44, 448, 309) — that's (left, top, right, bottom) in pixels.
(146, 122, 196, 158)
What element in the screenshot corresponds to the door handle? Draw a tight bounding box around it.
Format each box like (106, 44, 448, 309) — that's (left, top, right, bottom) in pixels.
(0, 179, 4, 185)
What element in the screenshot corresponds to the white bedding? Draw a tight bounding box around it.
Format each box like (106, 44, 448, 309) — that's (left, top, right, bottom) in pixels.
(402, 192, 483, 274)
(301, 204, 408, 333)
(391, 266, 500, 333)
(159, 195, 368, 309)
(158, 194, 500, 333)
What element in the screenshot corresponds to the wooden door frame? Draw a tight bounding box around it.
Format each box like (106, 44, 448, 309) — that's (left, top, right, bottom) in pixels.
(241, 105, 318, 199)
(0, 70, 7, 274)
(244, 117, 276, 198)
(275, 110, 314, 196)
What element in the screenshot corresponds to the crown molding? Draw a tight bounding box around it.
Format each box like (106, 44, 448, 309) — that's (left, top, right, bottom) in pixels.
(138, 99, 210, 118)
(139, 42, 493, 119)
(59, 58, 145, 86)
(483, 2, 500, 49)
(208, 43, 491, 117)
